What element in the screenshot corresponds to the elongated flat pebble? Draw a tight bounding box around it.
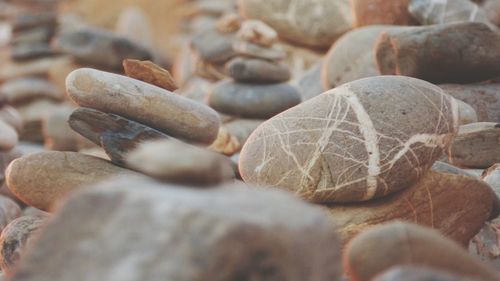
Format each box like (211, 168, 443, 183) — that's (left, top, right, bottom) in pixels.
(191, 28, 236, 64)
(448, 122, 500, 168)
(440, 84, 500, 122)
(209, 79, 301, 119)
(69, 107, 169, 166)
(226, 57, 290, 83)
(232, 40, 286, 61)
(344, 222, 500, 281)
(66, 68, 220, 144)
(240, 76, 458, 203)
(0, 78, 63, 105)
(5, 152, 138, 211)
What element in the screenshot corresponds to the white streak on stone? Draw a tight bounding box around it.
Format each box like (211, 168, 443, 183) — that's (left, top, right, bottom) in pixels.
(388, 133, 449, 170)
(338, 87, 380, 200)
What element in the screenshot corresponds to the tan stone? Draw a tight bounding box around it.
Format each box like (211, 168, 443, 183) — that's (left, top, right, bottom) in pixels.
(0, 120, 17, 152)
(16, 100, 61, 143)
(239, 0, 353, 48)
(344, 222, 500, 281)
(122, 59, 178, 91)
(240, 76, 458, 203)
(66, 68, 220, 144)
(0, 56, 69, 83)
(208, 126, 240, 156)
(236, 20, 278, 47)
(0, 106, 23, 134)
(42, 105, 80, 151)
(5, 152, 138, 211)
(351, 0, 414, 27)
(327, 171, 494, 246)
(0, 78, 63, 105)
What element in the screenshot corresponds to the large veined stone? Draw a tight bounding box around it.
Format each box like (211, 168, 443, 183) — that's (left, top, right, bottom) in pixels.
(10, 178, 341, 281)
(240, 76, 458, 203)
(239, 0, 353, 48)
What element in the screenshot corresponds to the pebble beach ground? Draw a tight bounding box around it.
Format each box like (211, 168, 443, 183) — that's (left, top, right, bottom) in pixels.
(0, 0, 499, 280)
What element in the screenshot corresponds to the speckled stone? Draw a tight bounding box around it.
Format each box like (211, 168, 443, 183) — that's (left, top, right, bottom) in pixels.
(240, 76, 458, 203)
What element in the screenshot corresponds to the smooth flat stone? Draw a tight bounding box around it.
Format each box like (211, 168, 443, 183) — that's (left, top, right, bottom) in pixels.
(240, 76, 458, 203)
(448, 122, 500, 168)
(0, 56, 69, 83)
(327, 170, 494, 246)
(9, 178, 341, 281)
(66, 68, 220, 144)
(191, 28, 236, 64)
(209, 80, 301, 119)
(126, 139, 234, 185)
(0, 77, 63, 105)
(11, 26, 53, 45)
(11, 42, 57, 61)
(409, 0, 494, 28)
(374, 266, 480, 281)
(345, 222, 499, 281)
(11, 12, 56, 32)
(232, 40, 286, 61)
(0, 215, 47, 274)
(57, 28, 153, 71)
(0, 120, 18, 152)
(440, 83, 500, 122)
(239, 0, 353, 48)
(69, 107, 170, 166)
(5, 151, 139, 211)
(351, 0, 414, 27)
(226, 57, 290, 83)
(376, 22, 500, 83)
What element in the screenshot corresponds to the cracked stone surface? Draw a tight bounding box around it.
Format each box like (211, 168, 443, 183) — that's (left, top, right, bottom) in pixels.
(239, 76, 458, 203)
(326, 170, 493, 246)
(10, 178, 341, 281)
(239, 0, 353, 48)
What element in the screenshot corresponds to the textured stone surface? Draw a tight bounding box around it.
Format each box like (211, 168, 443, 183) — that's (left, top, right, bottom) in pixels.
(123, 59, 178, 91)
(239, 0, 353, 48)
(5, 152, 138, 211)
(375, 22, 500, 83)
(69, 107, 170, 165)
(10, 178, 341, 281)
(66, 68, 220, 144)
(209, 80, 301, 119)
(344, 222, 500, 281)
(0, 78, 63, 105)
(323, 25, 404, 89)
(240, 76, 458, 203)
(374, 266, 480, 281)
(57, 28, 152, 70)
(326, 170, 493, 245)
(0, 215, 47, 274)
(351, 0, 414, 27)
(409, 0, 493, 27)
(440, 84, 500, 122)
(448, 122, 500, 168)
(469, 216, 500, 269)
(126, 139, 234, 185)
(226, 57, 290, 83)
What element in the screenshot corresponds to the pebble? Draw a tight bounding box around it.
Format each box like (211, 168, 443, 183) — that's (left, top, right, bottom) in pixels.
(0, 120, 18, 152)
(484, 0, 500, 26)
(10, 26, 53, 45)
(375, 22, 500, 83)
(42, 105, 79, 151)
(216, 13, 241, 34)
(66, 68, 220, 144)
(373, 266, 479, 281)
(126, 139, 235, 185)
(0, 215, 47, 274)
(209, 79, 301, 119)
(469, 216, 500, 269)
(323, 25, 403, 89)
(236, 20, 277, 47)
(409, 0, 493, 27)
(455, 99, 478, 125)
(0, 196, 21, 232)
(57, 28, 153, 70)
(351, 0, 414, 27)
(224, 118, 263, 148)
(16, 99, 60, 143)
(190, 28, 236, 64)
(0, 105, 23, 133)
(448, 122, 500, 168)
(68, 107, 170, 166)
(232, 40, 286, 61)
(440, 83, 500, 123)
(297, 61, 325, 101)
(5, 152, 139, 211)
(10, 178, 341, 281)
(327, 170, 494, 245)
(226, 57, 290, 83)
(0, 56, 68, 83)
(207, 127, 240, 156)
(344, 222, 499, 281)
(240, 76, 458, 203)
(0, 77, 63, 105)
(10, 42, 57, 61)
(11, 12, 56, 32)
(239, 0, 352, 48)
(123, 59, 178, 92)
